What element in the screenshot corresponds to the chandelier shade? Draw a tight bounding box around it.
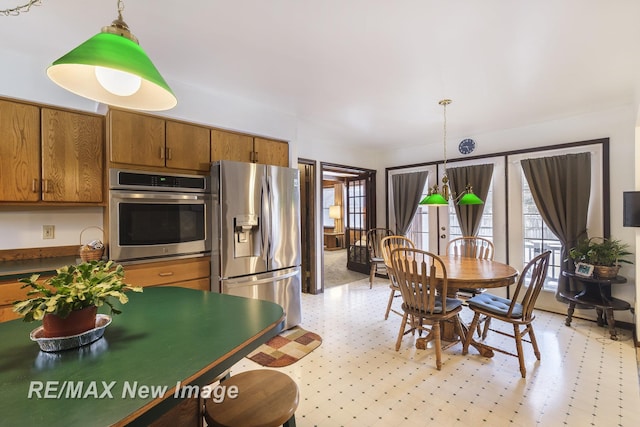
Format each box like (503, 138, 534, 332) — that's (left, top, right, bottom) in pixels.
(47, 1, 176, 111)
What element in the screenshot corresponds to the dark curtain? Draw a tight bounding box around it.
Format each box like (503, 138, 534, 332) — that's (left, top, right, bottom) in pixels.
(448, 164, 495, 236)
(520, 153, 591, 301)
(392, 171, 429, 235)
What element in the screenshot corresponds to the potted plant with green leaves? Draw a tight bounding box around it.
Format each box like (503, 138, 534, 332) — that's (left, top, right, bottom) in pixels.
(13, 260, 142, 338)
(568, 237, 633, 278)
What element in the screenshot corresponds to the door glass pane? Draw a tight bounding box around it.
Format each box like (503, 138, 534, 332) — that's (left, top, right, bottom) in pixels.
(347, 178, 368, 265)
(406, 182, 430, 250)
(448, 186, 494, 241)
(323, 187, 335, 227)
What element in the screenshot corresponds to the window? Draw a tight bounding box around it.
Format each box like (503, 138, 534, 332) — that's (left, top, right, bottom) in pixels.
(448, 185, 494, 241)
(406, 186, 430, 250)
(521, 175, 562, 291)
(323, 187, 335, 227)
(507, 143, 604, 313)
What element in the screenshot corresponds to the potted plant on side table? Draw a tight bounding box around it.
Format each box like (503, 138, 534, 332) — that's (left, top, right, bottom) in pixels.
(13, 260, 142, 348)
(568, 237, 633, 279)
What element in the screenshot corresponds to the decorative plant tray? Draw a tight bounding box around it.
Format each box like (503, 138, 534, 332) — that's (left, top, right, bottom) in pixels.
(30, 314, 112, 352)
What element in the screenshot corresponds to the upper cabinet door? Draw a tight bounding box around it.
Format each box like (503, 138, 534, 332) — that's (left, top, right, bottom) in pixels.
(211, 129, 253, 163)
(254, 137, 289, 167)
(109, 109, 165, 167)
(0, 100, 40, 202)
(165, 121, 211, 172)
(41, 109, 104, 203)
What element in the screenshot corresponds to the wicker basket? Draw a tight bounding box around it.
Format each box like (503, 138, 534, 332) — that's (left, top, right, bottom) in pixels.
(79, 226, 105, 262)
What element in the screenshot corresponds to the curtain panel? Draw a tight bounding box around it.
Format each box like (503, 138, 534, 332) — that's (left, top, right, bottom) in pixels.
(448, 164, 494, 236)
(391, 171, 429, 235)
(520, 152, 591, 301)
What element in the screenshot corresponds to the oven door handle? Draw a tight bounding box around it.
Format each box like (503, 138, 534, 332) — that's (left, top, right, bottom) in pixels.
(109, 191, 206, 201)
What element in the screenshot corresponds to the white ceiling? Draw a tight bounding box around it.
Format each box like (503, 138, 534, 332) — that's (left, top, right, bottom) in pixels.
(2, 0, 640, 150)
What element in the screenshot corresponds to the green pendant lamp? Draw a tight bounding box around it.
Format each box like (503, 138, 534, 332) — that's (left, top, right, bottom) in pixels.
(420, 99, 483, 206)
(47, 0, 176, 111)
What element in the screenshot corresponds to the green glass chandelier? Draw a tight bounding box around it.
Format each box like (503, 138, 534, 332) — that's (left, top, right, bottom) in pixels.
(420, 99, 483, 206)
(47, 0, 176, 111)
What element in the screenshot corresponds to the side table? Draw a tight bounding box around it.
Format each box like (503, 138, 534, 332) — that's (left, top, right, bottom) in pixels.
(560, 271, 630, 340)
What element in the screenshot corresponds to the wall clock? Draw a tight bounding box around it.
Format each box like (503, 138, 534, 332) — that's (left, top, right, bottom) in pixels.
(458, 138, 476, 155)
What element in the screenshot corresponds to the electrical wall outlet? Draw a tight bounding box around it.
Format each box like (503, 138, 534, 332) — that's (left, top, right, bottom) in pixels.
(42, 225, 55, 239)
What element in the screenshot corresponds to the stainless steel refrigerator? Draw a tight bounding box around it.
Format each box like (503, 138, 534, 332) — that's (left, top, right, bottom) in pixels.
(210, 160, 302, 329)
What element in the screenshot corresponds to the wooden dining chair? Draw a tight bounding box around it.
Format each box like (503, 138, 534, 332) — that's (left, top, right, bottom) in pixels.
(446, 236, 495, 338)
(391, 247, 464, 370)
(462, 250, 551, 378)
(366, 228, 392, 288)
(380, 235, 415, 319)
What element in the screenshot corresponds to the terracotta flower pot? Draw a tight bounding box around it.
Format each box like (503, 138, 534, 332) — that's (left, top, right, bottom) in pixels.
(593, 265, 620, 279)
(42, 306, 98, 338)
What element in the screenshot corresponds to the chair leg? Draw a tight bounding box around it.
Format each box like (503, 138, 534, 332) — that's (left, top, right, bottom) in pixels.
(481, 317, 491, 340)
(462, 312, 481, 355)
(369, 264, 376, 289)
(396, 313, 409, 351)
(433, 321, 442, 370)
(514, 324, 527, 378)
(384, 287, 396, 320)
(283, 414, 297, 427)
(527, 324, 541, 360)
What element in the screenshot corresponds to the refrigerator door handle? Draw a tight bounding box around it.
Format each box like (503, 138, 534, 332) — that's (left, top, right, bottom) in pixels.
(260, 175, 270, 261)
(227, 269, 299, 287)
(267, 174, 274, 261)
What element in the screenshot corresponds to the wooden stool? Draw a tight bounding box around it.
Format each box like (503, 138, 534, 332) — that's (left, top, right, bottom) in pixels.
(203, 369, 299, 427)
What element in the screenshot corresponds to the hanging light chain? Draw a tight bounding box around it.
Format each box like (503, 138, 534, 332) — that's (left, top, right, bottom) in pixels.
(439, 99, 451, 170)
(1, 0, 42, 16)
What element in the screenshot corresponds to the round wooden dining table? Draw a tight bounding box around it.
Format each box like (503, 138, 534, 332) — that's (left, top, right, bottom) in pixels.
(414, 255, 519, 357)
(437, 255, 519, 294)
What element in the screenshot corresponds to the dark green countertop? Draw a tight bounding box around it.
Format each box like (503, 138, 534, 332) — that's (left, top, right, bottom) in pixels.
(0, 286, 285, 426)
(0, 256, 79, 281)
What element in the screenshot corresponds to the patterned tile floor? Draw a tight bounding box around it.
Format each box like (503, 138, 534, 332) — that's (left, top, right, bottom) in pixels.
(233, 277, 640, 426)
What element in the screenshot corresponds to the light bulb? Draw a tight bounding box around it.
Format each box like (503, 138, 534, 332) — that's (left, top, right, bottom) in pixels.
(95, 66, 142, 96)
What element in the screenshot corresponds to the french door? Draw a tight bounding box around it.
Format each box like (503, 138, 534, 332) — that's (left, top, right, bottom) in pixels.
(346, 171, 376, 274)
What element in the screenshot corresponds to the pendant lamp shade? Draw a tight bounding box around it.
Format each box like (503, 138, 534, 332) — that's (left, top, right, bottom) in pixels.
(420, 193, 448, 206)
(458, 191, 484, 205)
(47, 3, 176, 111)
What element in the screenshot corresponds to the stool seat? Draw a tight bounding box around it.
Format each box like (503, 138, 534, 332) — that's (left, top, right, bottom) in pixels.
(204, 369, 299, 427)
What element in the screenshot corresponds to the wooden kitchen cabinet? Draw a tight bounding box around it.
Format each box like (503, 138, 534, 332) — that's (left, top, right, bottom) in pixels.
(108, 109, 210, 172)
(211, 128, 254, 163)
(0, 99, 104, 204)
(254, 136, 289, 167)
(108, 109, 165, 168)
(165, 120, 211, 171)
(0, 278, 30, 323)
(122, 257, 210, 291)
(41, 108, 104, 203)
(0, 99, 40, 202)
(211, 128, 289, 167)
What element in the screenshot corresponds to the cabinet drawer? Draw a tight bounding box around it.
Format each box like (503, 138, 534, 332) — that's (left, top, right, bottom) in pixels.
(123, 258, 210, 287)
(0, 306, 20, 323)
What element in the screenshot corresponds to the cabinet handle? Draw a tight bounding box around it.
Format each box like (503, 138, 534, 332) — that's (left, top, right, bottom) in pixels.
(42, 179, 49, 193)
(253, 151, 259, 162)
(158, 272, 174, 277)
(160, 147, 165, 159)
(167, 148, 172, 160)
(31, 179, 38, 193)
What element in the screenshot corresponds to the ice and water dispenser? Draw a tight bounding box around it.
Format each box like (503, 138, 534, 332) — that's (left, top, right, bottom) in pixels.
(233, 214, 260, 258)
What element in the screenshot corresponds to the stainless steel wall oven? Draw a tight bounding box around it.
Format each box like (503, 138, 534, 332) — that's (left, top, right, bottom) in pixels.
(108, 169, 211, 262)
